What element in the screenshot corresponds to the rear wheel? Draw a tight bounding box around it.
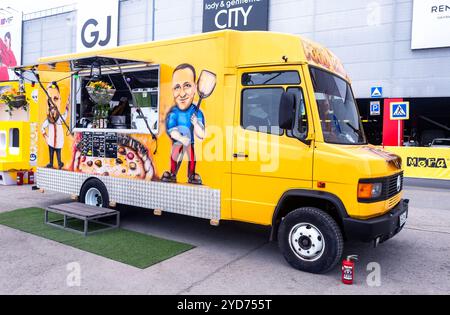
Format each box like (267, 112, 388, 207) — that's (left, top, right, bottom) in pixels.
(278, 207, 343, 274)
(80, 178, 109, 208)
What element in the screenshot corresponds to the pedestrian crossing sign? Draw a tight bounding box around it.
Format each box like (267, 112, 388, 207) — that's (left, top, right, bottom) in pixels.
(390, 102, 409, 120)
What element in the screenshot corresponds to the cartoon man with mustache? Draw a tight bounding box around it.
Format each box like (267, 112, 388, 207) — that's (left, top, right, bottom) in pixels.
(41, 82, 69, 169)
(161, 63, 205, 185)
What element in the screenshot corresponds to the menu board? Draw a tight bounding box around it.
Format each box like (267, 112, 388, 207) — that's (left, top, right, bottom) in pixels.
(80, 132, 93, 157)
(79, 132, 118, 158)
(92, 133, 105, 158)
(105, 133, 118, 159)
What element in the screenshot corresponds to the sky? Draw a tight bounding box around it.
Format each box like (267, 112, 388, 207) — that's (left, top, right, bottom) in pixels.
(0, 0, 79, 14)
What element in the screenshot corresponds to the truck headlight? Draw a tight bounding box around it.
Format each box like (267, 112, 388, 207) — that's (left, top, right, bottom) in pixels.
(358, 183, 383, 200)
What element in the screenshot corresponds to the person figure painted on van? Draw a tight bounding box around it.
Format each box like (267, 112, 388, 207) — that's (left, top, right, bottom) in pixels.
(41, 82, 69, 170)
(161, 63, 205, 185)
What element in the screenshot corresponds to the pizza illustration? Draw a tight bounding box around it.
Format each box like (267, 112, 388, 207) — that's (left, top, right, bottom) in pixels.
(73, 134, 155, 181)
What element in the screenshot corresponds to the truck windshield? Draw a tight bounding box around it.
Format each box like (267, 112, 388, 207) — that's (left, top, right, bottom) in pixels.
(310, 67, 367, 145)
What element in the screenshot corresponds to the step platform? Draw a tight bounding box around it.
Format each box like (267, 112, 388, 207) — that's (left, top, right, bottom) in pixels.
(0, 171, 16, 185)
(45, 202, 120, 236)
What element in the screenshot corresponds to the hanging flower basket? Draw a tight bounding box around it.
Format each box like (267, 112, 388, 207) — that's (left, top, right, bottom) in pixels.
(0, 88, 29, 115)
(86, 81, 116, 105)
(9, 94, 28, 108)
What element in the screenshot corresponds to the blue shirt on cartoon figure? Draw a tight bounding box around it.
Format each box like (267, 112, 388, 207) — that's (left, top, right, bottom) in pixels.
(166, 103, 205, 144)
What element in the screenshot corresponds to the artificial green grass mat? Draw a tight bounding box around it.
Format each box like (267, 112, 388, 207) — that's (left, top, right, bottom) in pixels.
(0, 207, 194, 269)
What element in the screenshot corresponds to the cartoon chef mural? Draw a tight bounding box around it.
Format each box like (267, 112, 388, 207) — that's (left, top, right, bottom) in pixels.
(161, 63, 216, 185)
(41, 82, 69, 169)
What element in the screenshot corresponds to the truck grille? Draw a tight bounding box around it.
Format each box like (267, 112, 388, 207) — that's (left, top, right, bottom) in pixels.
(388, 194, 401, 209)
(385, 172, 403, 200)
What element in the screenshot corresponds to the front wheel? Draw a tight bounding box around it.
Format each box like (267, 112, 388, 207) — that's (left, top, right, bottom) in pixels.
(278, 207, 344, 274)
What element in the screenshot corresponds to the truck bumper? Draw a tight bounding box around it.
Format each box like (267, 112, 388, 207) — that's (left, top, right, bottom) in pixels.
(342, 199, 409, 243)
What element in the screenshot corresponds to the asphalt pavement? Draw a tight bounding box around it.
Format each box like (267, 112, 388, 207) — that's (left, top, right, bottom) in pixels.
(0, 181, 449, 294)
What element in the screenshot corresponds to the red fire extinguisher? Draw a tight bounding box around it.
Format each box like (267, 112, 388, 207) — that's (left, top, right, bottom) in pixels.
(28, 170, 35, 185)
(16, 171, 24, 186)
(341, 255, 358, 285)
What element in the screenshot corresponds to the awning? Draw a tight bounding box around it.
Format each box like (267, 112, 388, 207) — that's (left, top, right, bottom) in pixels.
(14, 55, 151, 73)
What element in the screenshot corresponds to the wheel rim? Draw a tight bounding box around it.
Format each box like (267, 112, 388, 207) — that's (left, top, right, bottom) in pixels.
(288, 223, 325, 262)
(85, 187, 103, 207)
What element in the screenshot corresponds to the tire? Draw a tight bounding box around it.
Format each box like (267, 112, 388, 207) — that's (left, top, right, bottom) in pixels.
(278, 207, 344, 274)
(80, 178, 110, 208)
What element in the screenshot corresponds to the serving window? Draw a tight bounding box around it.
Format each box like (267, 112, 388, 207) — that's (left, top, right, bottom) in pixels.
(72, 65, 160, 134)
(9, 128, 19, 155)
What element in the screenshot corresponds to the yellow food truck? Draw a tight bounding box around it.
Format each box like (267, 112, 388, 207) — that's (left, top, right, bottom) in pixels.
(0, 81, 39, 185)
(18, 30, 408, 273)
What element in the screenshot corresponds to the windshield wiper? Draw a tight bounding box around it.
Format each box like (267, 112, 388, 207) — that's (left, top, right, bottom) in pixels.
(345, 122, 367, 144)
(345, 121, 360, 133)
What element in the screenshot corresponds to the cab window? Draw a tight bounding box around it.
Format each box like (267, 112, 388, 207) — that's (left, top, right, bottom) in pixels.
(241, 88, 284, 135)
(242, 71, 301, 86)
(241, 70, 304, 137)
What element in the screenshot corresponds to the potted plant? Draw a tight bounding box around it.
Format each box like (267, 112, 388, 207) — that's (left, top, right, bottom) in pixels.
(86, 81, 116, 128)
(86, 81, 116, 105)
(0, 88, 29, 116)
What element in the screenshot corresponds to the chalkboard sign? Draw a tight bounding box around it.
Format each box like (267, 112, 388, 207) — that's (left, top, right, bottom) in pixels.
(92, 132, 106, 158)
(81, 132, 93, 157)
(105, 133, 118, 159)
(79, 132, 118, 158)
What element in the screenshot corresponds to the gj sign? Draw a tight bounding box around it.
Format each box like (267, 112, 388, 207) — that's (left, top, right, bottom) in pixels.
(81, 17, 112, 49)
(77, 0, 119, 52)
(203, 0, 269, 32)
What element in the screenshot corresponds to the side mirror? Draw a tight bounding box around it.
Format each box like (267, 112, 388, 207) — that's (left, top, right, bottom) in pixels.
(279, 92, 296, 130)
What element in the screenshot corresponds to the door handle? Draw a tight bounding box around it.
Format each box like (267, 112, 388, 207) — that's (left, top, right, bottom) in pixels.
(233, 153, 249, 158)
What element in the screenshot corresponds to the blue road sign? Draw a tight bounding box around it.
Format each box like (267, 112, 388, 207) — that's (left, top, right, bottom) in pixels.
(371, 87, 383, 98)
(390, 102, 409, 120)
(370, 101, 381, 116)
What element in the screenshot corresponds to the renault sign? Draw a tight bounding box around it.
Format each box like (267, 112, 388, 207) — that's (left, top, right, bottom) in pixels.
(412, 0, 450, 49)
(203, 0, 269, 32)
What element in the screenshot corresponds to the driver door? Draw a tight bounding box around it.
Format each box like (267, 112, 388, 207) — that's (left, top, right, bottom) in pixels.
(231, 66, 314, 225)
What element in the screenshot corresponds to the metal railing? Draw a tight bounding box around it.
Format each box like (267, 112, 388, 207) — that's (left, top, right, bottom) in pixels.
(23, 3, 77, 21)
